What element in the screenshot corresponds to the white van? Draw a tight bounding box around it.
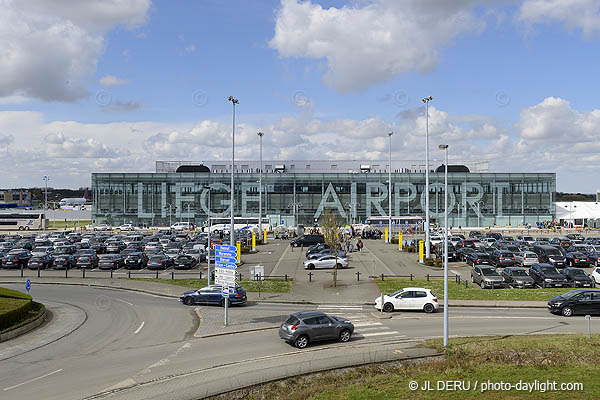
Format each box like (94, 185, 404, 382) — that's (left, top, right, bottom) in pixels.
(171, 222, 191, 231)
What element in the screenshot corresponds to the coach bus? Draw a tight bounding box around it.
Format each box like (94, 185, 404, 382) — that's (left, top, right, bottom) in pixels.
(0, 212, 48, 230)
(208, 217, 271, 233)
(365, 216, 424, 228)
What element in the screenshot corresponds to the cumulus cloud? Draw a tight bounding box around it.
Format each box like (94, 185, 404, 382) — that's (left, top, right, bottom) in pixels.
(99, 75, 130, 87)
(518, 0, 600, 38)
(270, 0, 485, 92)
(0, 0, 150, 102)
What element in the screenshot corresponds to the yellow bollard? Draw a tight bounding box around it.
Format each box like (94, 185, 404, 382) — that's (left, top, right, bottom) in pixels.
(236, 240, 241, 261)
(419, 240, 424, 263)
(399, 233, 403, 250)
(384, 227, 388, 243)
(252, 232, 256, 251)
(263, 228, 267, 243)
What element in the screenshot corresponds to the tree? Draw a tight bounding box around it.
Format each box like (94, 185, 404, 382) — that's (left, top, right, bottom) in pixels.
(321, 209, 344, 288)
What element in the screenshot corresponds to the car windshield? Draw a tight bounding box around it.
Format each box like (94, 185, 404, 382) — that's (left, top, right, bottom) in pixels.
(512, 269, 529, 276)
(481, 268, 500, 276)
(540, 266, 558, 274)
(389, 290, 404, 296)
(547, 249, 563, 256)
(561, 290, 587, 299)
(571, 269, 587, 276)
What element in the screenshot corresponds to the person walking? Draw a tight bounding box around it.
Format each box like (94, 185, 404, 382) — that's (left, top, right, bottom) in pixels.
(356, 239, 363, 252)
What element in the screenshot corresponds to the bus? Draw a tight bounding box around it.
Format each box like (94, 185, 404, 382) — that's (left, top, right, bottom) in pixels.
(0, 212, 48, 231)
(208, 217, 271, 233)
(365, 216, 423, 228)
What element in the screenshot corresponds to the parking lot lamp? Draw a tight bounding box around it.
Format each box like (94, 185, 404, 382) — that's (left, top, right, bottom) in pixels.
(388, 132, 393, 243)
(422, 96, 433, 258)
(203, 186, 211, 284)
(228, 96, 238, 247)
(43, 176, 49, 231)
(439, 144, 449, 347)
(257, 132, 264, 236)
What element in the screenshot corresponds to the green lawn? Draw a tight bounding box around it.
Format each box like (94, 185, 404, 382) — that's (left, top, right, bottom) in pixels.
(243, 334, 600, 399)
(48, 220, 92, 229)
(375, 278, 571, 301)
(0, 287, 41, 332)
(126, 278, 293, 293)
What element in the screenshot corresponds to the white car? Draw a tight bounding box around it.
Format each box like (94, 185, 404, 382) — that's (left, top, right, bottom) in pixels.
(374, 287, 439, 313)
(430, 235, 444, 246)
(171, 222, 191, 231)
(303, 255, 348, 270)
(592, 267, 600, 285)
(119, 224, 134, 231)
(94, 224, 112, 231)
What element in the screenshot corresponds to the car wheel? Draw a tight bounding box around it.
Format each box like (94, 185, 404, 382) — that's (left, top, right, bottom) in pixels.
(220, 299, 231, 307)
(307, 264, 315, 270)
(295, 335, 309, 349)
(423, 303, 435, 313)
(339, 329, 352, 343)
(561, 306, 573, 317)
(183, 297, 194, 306)
(336, 263, 343, 269)
(382, 302, 394, 312)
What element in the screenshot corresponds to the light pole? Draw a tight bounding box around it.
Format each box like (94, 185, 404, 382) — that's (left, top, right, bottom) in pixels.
(439, 144, 449, 347)
(228, 96, 238, 247)
(166, 203, 175, 227)
(203, 186, 211, 284)
(257, 132, 264, 237)
(388, 132, 393, 243)
(476, 201, 485, 228)
(183, 202, 193, 226)
(43, 176, 49, 231)
(422, 96, 433, 258)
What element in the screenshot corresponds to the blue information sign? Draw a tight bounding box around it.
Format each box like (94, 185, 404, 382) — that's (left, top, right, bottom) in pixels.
(215, 256, 237, 264)
(216, 262, 237, 270)
(221, 289, 230, 298)
(215, 245, 237, 252)
(25, 279, 31, 291)
(215, 250, 236, 258)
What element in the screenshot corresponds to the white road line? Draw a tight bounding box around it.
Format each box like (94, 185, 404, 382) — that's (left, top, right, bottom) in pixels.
(134, 321, 145, 334)
(358, 331, 403, 337)
(4, 369, 63, 391)
(353, 322, 383, 327)
(450, 270, 461, 276)
(115, 298, 134, 306)
(357, 326, 389, 332)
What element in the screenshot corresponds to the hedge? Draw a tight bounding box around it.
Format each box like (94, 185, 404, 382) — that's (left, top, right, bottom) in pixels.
(0, 300, 38, 332)
(0, 287, 32, 301)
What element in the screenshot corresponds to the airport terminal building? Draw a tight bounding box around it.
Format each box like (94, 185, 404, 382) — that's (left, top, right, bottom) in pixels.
(91, 160, 556, 228)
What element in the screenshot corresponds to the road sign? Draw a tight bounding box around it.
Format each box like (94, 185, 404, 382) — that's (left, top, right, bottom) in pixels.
(215, 245, 236, 252)
(215, 256, 237, 264)
(586, 314, 591, 321)
(215, 250, 236, 258)
(25, 279, 31, 294)
(216, 277, 236, 287)
(215, 267, 236, 276)
(221, 287, 230, 298)
(215, 262, 237, 270)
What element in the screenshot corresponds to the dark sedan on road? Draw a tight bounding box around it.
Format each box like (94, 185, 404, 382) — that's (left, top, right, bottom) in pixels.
(98, 254, 124, 270)
(529, 263, 569, 288)
(561, 268, 595, 288)
(53, 253, 77, 269)
(147, 254, 173, 270)
(566, 252, 591, 268)
(180, 285, 247, 307)
(548, 289, 600, 316)
(27, 254, 54, 270)
(501, 267, 535, 288)
(278, 311, 354, 349)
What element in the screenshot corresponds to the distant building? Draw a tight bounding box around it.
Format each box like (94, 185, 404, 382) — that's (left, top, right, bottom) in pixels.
(0, 190, 33, 208)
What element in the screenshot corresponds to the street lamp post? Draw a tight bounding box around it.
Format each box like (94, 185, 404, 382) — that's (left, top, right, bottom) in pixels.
(166, 203, 175, 227)
(43, 176, 49, 231)
(476, 201, 485, 228)
(203, 186, 211, 284)
(257, 132, 264, 237)
(439, 144, 449, 347)
(183, 202, 192, 226)
(228, 96, 238, 248)
(422, 96, 433, 258)
(388, 132, 393, 243)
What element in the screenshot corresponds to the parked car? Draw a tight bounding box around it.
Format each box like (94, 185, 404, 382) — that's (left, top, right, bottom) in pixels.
(290, 234, 325, 247)
(53, 245, 76, 255)
(471, 265, 506, 289)
(27, 254, 54, 270)
(184, 248, 206, 262)
(532, 244, 567, 268)
(307, 249, 346, 260)
(548, 289, 600, 316)
(119, 224, 135, 231)
(53, 253, 77, 270)
(465, 252, 492, 267)
(171, 222, 191, 231)
(124, 252, 148, 269)
(434, 243, 457, 261)
(180, 284, 247, 307)
(165, 248, 182, 259)
(592, 267, 600, 285)
(98, 254, 124, 270)
(278, 311, 354, 349)
(147, 254, 173, 270)
(501, 267, 535, 288)
(76, 253, 100, 269)
(303, 254, 349, 270)
(174, 255, 197, 270)
(561, 268, 595, 288)
(93, 224, 112, 231)
(469, 231, 482, 238)
(374, 287, 439, 313)
(550, 237, 572, 250)
(457, 239, 478, 249)
(565, 251, 591, 268)
(529, 263, 569, 288)
(457, 247, 476, 262)
(105, 241, 126, 253)
(1, 249, 31, 268)
(490, 250, 516, 267)
(566, 233, 585, 241)
(306, 243, 329, 257)
(514, 251, 539, 267)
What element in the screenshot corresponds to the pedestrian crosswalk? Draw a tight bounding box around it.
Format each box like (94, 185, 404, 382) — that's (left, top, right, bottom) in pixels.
(317, 305, 403, 339)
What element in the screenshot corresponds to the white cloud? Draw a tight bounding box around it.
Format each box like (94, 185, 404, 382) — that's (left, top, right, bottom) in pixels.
(102, 100, 145, 113)
(99, 75, 130, 87)
(518, 0, 600, 38)
(270, 0, 485, 92)
(0, 0, 150, 102)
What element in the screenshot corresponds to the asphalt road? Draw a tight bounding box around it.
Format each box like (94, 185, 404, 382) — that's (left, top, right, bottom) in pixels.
(2, 285, 599, 400)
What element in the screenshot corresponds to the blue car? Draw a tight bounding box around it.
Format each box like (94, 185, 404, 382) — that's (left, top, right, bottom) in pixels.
(180, 284, 247, 307)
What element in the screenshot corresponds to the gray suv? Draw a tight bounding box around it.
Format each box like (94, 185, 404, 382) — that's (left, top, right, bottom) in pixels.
(279, 311, 354, 349)
(471, 265, 506, 288)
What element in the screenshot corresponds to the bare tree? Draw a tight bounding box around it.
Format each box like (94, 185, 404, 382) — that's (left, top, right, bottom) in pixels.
(321, 209, 344, 287)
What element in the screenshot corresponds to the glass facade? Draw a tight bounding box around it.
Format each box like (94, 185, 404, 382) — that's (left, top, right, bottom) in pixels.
(92, 171, 556, 228)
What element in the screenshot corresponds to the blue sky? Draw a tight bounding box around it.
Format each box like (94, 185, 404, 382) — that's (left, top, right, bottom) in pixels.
(1, 0, 600, 191)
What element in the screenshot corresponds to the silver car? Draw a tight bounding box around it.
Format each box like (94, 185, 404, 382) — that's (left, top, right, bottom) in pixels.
(471, 265, 506, 289)
(304, 254, 349, 270)
(515, 251, 539, 266)
(279, 311, 354, 349)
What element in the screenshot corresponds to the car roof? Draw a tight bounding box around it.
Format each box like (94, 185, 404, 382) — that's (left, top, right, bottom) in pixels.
(291, 310, 326, 318)
(400, 287, 430, 291)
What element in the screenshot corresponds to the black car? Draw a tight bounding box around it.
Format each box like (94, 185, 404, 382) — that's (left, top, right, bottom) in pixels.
(566, 233, 585, 241)
(529, 263, 569, 288)
(88, 241, 107, 254)
(27, 254, 54, 270)
(306, 243, 329, 257)
(53, 253, 77, 269)
(76, 253, 100, 269)
(1, 249, 32, 268)
(290, 234, 325, 247)
(54, 245, 77, 255)
(465, 252, 491, 267)
(147, 254, 173, 270)
(550, 237, 572, 250)
(456, 239, 478, 249)
(501, 267, 535, 288)
(124, 252, 149, 269)
(490, 250, 516, 267)
(98, 254, 124, 270)
(174, 255, 197, 270)
(434, 243, 458, 261)
(565, 252, 591, 268)
(469, 231, 482, 238)
(278, 311, 354, 349)
(105, 241, 126, 253)
(180, 284, 247, 307)
(548, 289, 600, 316)
(457, 247, 476, 262)
(561, 268, 595, 288)
(532, 244, 567, 268)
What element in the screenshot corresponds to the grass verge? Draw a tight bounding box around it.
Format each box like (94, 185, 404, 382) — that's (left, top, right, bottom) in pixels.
(126, 278, 293, 293)
(375, 278, 570, 301)
(224, 334, 600, 400)
(1, 286, 44, 332)
(48, 220, 92, 229)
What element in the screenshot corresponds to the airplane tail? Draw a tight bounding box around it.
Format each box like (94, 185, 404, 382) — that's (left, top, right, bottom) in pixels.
(83, 189, 89, 200)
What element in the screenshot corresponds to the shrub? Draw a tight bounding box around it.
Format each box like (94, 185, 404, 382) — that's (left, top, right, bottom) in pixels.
(0, 301, 44, 332)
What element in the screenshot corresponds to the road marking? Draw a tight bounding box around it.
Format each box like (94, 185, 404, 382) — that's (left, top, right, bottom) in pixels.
(359, 331, 403, 337)
(358, 326, 389, 332)
(134, 321, 145, 334)
(4, 369, 63, 391)
(270, 244, 291, 276)
(393, 349, 404, 354)
(115, 298, 134, 306)
(450, 270, 461, 276)
(354, 322, 383, 327)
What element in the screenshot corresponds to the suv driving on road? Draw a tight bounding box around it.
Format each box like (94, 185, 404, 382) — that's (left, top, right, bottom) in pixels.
(278, 311, 354, 349)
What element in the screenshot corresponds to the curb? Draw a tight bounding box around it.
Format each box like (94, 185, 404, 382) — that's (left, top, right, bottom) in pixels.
(0, 305, 47, 342)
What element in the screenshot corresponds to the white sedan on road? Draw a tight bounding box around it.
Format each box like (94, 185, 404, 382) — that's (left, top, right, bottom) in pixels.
(303, 255, 348, 270)
(374, 287, 439, 313)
